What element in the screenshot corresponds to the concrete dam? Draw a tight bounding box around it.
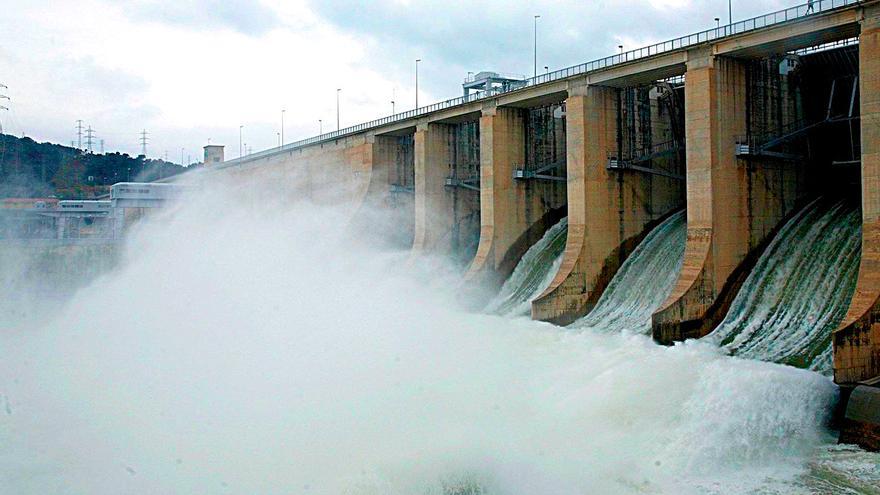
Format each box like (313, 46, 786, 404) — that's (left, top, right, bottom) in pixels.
(180, 0, 880, 452)
(7, 1, 880, 491)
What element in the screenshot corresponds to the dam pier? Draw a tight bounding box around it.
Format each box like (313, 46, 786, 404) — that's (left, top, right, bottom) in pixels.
(186, 0, 880, 451)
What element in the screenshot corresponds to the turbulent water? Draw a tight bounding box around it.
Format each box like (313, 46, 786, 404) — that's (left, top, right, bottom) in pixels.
(577, 211, 686, 333)
(485, 218, 567, 316)
(1, 182, 876, 494)
(706, 199, 861, 374)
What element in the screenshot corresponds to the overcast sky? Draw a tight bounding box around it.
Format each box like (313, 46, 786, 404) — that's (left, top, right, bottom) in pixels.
(0, 0, 793, 164)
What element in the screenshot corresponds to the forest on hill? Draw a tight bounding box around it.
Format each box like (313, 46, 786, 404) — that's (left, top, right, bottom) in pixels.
(0, 133, 196, 199)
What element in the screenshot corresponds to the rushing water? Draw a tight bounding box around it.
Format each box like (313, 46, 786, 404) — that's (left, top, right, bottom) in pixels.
(705, 199, 861, 374)
(485, 218, 567, 317)
(0, 183, 876, 494)
(576, 211, 686, 334)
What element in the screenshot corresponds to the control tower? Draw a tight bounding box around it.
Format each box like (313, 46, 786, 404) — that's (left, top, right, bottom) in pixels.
(462, 71, 527, 98)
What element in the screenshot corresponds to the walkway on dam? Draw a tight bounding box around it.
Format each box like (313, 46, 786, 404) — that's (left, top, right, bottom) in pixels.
(222, 0, 864, 168)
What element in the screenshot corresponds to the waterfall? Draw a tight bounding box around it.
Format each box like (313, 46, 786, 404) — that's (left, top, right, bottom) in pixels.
(705, 199, 861, 374)
(486, 217, 568, 316)
(576, 210, 687, 333)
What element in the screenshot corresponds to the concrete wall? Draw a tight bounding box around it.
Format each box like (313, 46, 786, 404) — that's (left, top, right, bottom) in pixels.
(465, 104, 566, 287)
(834, 12, 880, 384)
(532, 82, 683, 325)
(652, 52, 806, 343)
(410, 121, 481, 265)
(211, 134, 397, 246)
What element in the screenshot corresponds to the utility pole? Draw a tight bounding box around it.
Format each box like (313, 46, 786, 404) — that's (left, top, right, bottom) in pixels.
(0, 85, 7, 170)
(415, 59, 421, 108)
(139, 129, 149, 157)
(336, 88, 341, 131)
(534, 15, 541, 78)
(85, 125, 96, 153)
(76, 120, 84, 149)
(0, 84, 8, 138)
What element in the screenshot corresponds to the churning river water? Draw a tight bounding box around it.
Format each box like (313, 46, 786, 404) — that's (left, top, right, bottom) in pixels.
(1, 182, 878, 494)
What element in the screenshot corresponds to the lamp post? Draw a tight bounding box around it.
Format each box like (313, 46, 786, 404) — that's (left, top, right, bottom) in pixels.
(281, 108, 286, 147)
(239, 125, 244, 161)
(319, 119, 323, 135)
(415, 59, 421, 108)
(728, 0, 733, 26)
(534, 15, 541, 78)
(336, 88, 341, 131)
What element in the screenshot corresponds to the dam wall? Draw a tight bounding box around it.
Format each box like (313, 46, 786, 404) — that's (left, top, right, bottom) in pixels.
(835, 11, 880, 385)
(202, 1, 879, 401)
(466, 103, 567, 288)
(531, 82, 684, 325)
(652, 52, 808, 343)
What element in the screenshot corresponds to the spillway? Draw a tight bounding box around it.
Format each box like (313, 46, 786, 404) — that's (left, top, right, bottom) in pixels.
(576, 211, 687, 333)
(485, 217, 567, 316)
(705, 199, 861, 374)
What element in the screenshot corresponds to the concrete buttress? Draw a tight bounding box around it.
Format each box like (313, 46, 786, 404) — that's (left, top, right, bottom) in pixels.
(411, 122, 456, 259)
(532, 82, 682, 325)
(834, 10, 880, 384)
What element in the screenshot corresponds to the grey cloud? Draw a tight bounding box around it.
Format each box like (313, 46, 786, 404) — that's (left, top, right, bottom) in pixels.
(119, 0, 280, 36)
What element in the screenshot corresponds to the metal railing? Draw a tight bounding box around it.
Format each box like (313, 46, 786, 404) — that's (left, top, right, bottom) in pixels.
(224, 0, 861, 169)
(794, 36, 859, 55)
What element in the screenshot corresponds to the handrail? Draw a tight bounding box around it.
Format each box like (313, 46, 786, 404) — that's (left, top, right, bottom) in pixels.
(223, 0, 861, 169)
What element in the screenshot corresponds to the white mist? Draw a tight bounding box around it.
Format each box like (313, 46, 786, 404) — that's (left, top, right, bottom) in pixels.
(0, 177, 840, 494)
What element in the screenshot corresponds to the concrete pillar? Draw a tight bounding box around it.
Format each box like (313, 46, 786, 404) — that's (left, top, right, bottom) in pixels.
(652, 53, 751, 343)
(56, 216, 67, 240)
(531, 82, 682, 325)
(411, 122, 455, 258)
(834, 11, 880, 384)
(346, 135, 401, 246)
(465, 105, 527, 284)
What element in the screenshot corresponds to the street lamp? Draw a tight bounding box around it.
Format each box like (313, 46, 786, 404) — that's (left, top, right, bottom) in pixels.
(336, 88, 341, 131)
(544, 65, 549, 75)
(277, 132, 281, 147)
(534, 15, 541, 78)
(281, 108, 286, 147)
(415, 59, 421, 108)
(729, 0, 733, 25)
(319, 119, 323, 135)
(239, 125, 244, 161)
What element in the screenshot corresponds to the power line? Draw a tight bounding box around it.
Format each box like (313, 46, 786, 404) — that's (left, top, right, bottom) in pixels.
(139, 129, 149, 157)
(84, 125, 96, 153)
(76, 120, 84, 149)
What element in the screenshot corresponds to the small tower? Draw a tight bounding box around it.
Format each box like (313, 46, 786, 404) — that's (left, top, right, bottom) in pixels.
(203, 144, 225, 166)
